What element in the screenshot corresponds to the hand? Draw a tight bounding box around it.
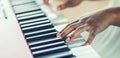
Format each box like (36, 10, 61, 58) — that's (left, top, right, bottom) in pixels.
(57, 7, 119, 45)
(43, 0, 49, 5)
(43, 0, 83, 10)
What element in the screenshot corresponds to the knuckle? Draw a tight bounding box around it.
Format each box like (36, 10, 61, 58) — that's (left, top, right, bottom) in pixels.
(69, 24, 76, 28)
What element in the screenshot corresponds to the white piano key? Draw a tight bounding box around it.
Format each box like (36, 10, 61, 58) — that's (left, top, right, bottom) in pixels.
(51, 19, 67, 26)
(26, 32, 57, 39)
(21, 20, 50, 27)
(13, 2, 38, 13)
(18, 13, 45, 20)
(15, 7, 40, 14)
(16, 10, 42, 17)
(68, 42, 85, 48)
(25, 28, 54, 35)
(46, 52, 73, 58)
(33, 45, 67, 54)
(50, 15, 68, 26)
(35, 0, 44, 5)
(11, 0, 34, 6)
(19, 17, 48, 24)
(22, 23, 52, 30)
(54, 24, 67, 31)
(67, 35, 86, 48)
(29, 37, 61, 46)
(71, 45, 101, 58)
(31, 41, 64, 50)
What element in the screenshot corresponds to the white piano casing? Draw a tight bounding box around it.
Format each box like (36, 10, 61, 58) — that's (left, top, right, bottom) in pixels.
(0, 0, 33, 58)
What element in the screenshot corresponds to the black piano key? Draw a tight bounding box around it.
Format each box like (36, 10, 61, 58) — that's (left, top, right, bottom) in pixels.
(16, 9, 43, 17)
(59, 54, 76, 58)
(18, 13, 45, 20)
(21, 21, 50, 28)
(25, 29, 56, 37)
(18, 15, 46, 22)
(22, 24, 54, 33)
(26, 32, 57, 39)
(29, 38, 62, 47)
(17, 12, 43, 18)
(33, 46, 70, 57)
(22, 23, 52, 30)
(27, 32, 57, 42)
(31, 43, 65, 52)
(20, 18, 48, 25)
(16, 9, 41, 15)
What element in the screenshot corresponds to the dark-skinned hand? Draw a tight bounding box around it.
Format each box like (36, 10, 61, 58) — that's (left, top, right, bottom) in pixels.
(57, 7, 120, 45)
(43, 0, 83, 10)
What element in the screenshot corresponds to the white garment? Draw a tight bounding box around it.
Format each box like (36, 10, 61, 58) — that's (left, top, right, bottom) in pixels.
(91, 0, 120, 58)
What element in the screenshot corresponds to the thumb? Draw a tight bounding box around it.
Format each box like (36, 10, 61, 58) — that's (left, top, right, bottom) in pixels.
(84, 28, 97, 45)
(57, 4, 67, 10)
(57, 0, 69, 10)
(43, 0, 49, 5)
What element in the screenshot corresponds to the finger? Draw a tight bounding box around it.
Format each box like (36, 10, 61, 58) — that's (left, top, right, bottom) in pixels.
(57, 23, 78, 38)
(57, 0, 84, 10)
(84, 28, 97, 45)
(57, 0, 69, 10)
(43, 0, 49, 5)
(57, 18, 89, 38)
(66, 24, 89, 43)
(57, 4, 67, 10)
(62, 0, 69, 2)
(57, 20, 79, 37)
(57, 17, 89, 36)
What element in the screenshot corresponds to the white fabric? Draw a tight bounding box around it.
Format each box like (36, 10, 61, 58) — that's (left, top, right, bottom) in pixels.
(91, 0, 120, 58)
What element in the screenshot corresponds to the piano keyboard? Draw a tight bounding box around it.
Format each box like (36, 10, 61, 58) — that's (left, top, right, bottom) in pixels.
(10, 0, 75, 58)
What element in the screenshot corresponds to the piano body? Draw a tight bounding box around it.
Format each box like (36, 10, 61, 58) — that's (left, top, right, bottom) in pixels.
(0, 0, 101, 58)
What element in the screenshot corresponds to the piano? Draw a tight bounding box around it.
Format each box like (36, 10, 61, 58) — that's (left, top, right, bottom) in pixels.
(0, 0, 101, 58)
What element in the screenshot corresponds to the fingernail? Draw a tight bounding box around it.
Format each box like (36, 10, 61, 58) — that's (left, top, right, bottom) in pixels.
(57, 34, 61, 38)
(57, 5, 65, 11)
(57, 7, 62, 11)
(83, 43, 90, 46)
(57, 32, 61, 37)
(65, 37, 71, 43)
